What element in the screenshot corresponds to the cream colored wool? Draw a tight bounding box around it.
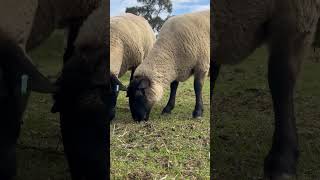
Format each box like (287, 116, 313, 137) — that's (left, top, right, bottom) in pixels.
(134, 10, 210, 103)
(0, 0, 101, 52)
(212, 0, 320, 65)
(110, 13, 155, 78)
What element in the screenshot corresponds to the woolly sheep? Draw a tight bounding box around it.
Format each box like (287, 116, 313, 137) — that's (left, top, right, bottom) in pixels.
(50, 4, 112, 179)
(0, 0, 102, 179)
(212, 0, 320, 178)
(109, 13, 155, 119)
(110, 13, 155, 79)
(127, 10, 210, 121)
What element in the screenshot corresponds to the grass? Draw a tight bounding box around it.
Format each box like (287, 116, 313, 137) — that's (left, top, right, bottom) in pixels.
(13, 31, 210, 179)
(16, 31, 70, 180)
(110, 73, 210, 179)
(212, 47, 320, 179)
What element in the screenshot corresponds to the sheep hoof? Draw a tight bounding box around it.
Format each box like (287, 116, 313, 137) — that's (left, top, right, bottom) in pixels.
(161, 107, 172, 115)
(264, 150, 297, 180)
(192, 110, 203, 119)
(263, 173, 296, 180)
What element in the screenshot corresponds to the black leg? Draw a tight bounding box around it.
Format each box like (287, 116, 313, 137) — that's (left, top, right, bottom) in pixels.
(161, 81, 179, 114)
(210, 61, 221, 102)
(0, 67, 28, 180)
(193, 71, 206, 118)
(63, 21, 83, 64)
(264, 24, 309, 179)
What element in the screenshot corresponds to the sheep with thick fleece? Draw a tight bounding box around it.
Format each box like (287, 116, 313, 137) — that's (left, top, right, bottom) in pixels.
(110, 13, 155, 81)
(127, 10, 210, 121)
(212, 0, 320, 178)
(109, 13, 155, 119)
(0, 0, 102, 179)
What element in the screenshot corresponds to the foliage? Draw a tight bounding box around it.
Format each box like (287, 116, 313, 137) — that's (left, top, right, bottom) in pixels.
(126, 0, 173, 32)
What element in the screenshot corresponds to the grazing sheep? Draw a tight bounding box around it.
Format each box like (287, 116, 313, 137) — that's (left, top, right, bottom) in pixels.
(51, 3, 111, 179)
(127, 10, 210, 121)
(212, 0, 320, 179)
(0, 0, 103, 179)
(110, 13, 155, 119)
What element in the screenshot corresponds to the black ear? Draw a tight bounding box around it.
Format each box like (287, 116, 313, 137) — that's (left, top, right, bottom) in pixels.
(138, 78, 150, 89)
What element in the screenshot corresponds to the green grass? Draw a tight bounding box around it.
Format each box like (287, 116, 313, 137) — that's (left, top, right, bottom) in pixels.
(16, 31, 70, 180)
(111, 73, 210, 179)
(212, 47, 320, 179)
(13, 31, 210, 179)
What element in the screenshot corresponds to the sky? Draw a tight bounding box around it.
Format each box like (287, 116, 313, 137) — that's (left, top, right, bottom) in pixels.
(110, 0, 210, 16)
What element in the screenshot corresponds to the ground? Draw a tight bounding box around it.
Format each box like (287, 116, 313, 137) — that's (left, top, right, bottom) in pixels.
(111, 73, 210, 179)
(15, 31, 210, 179)
(16, 31, 68, 179)
(15, 30, 319, 180)
(212, 47, 320, 179)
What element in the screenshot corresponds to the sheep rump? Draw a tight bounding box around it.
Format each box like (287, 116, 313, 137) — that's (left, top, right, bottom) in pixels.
(110, 13, 155, 78)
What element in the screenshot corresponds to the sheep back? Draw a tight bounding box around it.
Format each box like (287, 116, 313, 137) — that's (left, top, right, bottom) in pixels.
(134, 10, 210, 87)
(110, 13, 155, 77)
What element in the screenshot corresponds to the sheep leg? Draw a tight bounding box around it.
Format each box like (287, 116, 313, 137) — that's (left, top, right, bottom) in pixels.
(264, 26, 308, 178)
(63, 21, 82, 64)
(161, 81, 179, 114)
(211, 61, 221, 101)
(193, 71, 206, 118)
(0, 67, 29, 179)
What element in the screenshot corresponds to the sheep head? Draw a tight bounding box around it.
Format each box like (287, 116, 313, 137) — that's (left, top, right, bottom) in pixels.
(127, 76, 155, 122)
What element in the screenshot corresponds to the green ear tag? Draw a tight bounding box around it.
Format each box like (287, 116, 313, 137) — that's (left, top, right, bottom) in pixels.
(21, 74, 28, 95)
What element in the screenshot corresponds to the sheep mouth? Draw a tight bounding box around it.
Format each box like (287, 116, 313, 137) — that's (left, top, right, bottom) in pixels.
(132, 110, 150, 122)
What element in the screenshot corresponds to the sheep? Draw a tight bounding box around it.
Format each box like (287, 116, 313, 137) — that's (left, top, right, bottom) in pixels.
(0, 0, 103, 179)
(109, 13, 155, 119)
(51, 4, 112, 179)
(127, 10, 210, 121)
(212, 0, 320, 179)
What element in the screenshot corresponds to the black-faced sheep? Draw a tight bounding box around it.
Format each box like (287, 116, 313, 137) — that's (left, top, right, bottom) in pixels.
(110, 13, 155, 120)
(212, 0, 320, 179)
(0, 0, 103, 179)
(127, 10, 209, 121)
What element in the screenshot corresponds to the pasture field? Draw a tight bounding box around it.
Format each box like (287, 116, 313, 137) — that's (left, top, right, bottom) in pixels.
(212, 47, 320, 179)
(110, 71, 210, 178)
(12, 31, 210, 179)
(16, 31, 70, 179)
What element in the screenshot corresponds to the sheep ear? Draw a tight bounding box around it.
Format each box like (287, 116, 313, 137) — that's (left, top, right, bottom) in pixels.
(3, 42, 56, 93)
(138, 78, 150, 89)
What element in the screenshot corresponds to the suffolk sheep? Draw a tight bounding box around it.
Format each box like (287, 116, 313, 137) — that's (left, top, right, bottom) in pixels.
(127, 10, 210, 121)
(212, 0, 320, 179)
(0, 0, 104, 179)
(110, 13, 155, 120)
(51, 3, 111, 179)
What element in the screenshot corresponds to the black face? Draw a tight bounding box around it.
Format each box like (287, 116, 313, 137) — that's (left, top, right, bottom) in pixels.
(51, 48, 110, 179)
(127, 77, 153, 121)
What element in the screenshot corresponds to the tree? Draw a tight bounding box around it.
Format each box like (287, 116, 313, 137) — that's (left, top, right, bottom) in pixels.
(125, 0, 172, 32)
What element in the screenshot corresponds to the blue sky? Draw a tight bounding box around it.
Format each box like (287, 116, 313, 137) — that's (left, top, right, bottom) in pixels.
(110, 0, 210, 16)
